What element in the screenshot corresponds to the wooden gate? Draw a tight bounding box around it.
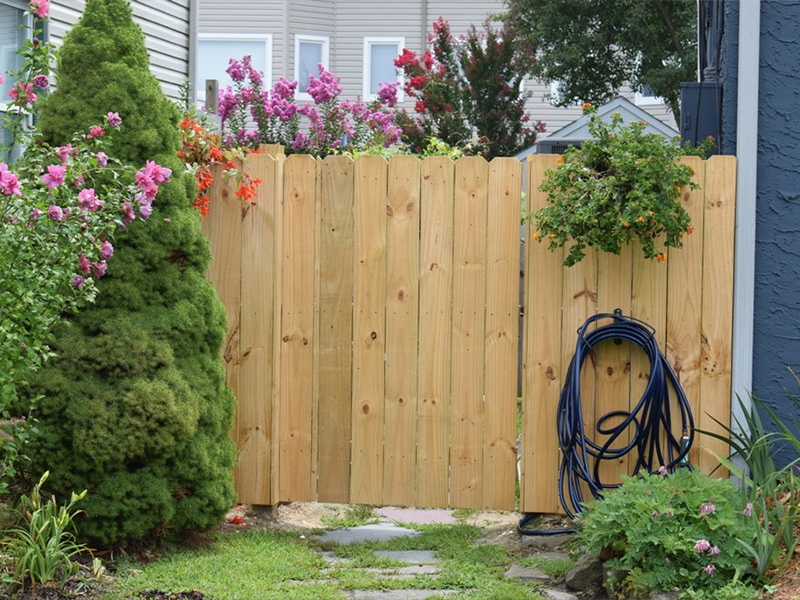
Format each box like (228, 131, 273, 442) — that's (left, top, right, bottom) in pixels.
(203, 152, 736, 512)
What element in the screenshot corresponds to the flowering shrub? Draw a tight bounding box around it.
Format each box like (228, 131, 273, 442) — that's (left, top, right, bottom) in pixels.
(218, 57, 401, 156)
(579, 469, 757, 598)
(0, 1, 169, 489)
(178, 109, 260, 218)
(395, 18, 545, 158)
(532, 103, 713, 266)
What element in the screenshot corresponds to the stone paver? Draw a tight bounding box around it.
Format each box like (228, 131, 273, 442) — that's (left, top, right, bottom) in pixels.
(503, 563, 550, 582)
(533, 551, 571, 562)
(375, 506, 457, 525)
(373, 550, 440, 564)
(363, 565, 439, 578)
(321, 551, 352, 564)
(542, 590, 579, 600)
(521, 533, 575, 549)
(316, 523, 420, 544)
(345, 591, 456, 599)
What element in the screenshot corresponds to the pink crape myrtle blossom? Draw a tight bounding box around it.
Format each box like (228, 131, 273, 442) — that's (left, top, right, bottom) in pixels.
(42, 164, 66, 190)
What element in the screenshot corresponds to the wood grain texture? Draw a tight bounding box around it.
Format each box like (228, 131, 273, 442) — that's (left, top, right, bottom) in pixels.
(383, 156, 421, 506)
(483, 158, 522, 511)
(666, 156, 706, 469)
(278, 155, 317, 501)
(521, 155, 563, 514)
(450, 157, 489, 508)
(316, 156, 355, 503)
(417, 157, 455, 508)
(699, 155, 737, 474)
(237, 153, 277, 504)
(351, 155, 388, 505)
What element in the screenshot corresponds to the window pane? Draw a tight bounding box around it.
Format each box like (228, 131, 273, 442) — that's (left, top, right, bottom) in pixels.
(370, 43, 399, 95)
(0, 5, 26, 107)
(196, 39, 269, 103)
(298, 41, 323, 92)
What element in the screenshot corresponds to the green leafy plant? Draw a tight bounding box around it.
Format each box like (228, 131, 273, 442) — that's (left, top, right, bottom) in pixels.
(320, 505, 379, 529)
(2, 472, 89, 591)
(579, 469, 756, 598)
(532, 104, 713, 266)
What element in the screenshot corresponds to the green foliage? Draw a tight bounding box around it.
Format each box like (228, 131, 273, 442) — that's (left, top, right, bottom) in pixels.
(579, 469, 755, 598)
(2, 472, 89, 591)
(23, 0, 236, 545)
(517, 555, 575, 579)
(502, 0, 697, 122)
(395, 18, 543, 159)
(320, 505, 379, 529)
(532, 105, 711, 266)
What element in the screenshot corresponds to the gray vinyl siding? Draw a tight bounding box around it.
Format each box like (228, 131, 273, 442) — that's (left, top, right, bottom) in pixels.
(49, 0, 191, 102)
(197, 1, 283, 86)
(288, 0, 334, 83)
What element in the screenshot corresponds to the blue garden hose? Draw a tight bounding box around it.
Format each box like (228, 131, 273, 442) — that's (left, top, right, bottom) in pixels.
(518, 312, 694, 535)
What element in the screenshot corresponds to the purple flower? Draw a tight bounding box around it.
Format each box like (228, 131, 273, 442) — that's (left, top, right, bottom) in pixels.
(96, 151, 108, 167)
(708, 545, 720, 556)
(48, 205, 64, 221)
(377, 81, 399, 107)
(306, 64, 342, 104)
(32, 74, 49, 89)
(42, 164, 66, 190)
(106, 112, 122, 127)
(100, 240, 114, 260)
(700, 503, 716, 516)
(91, 260, 107, 278)
(86, 125, 105, 139)
(704, 564, 715, 575)
(78, 188, 102, 211)
(744, 502, 753, 517)
(78, 255, 91, 274)
(140, 202, 152, 219)
(226, 57, 246, 83)
(658, 465, 668, 476)
(121, 201, 136, 226)
(694, 539, 710, 553)
(72, 275, 85, 288)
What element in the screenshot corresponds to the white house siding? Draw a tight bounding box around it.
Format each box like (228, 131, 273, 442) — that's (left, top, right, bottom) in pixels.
(288, 0, 334, 83)
(49, 0, 191, 102)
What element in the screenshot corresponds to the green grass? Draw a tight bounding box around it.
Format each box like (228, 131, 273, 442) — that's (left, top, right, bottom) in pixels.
(101, 524, 547, 600)
(516, 555, 576, 579)
(320, 504, 379, 529)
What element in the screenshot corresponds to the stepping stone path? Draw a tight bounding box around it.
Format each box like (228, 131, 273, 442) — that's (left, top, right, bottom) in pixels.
(311, 506, 586, 599)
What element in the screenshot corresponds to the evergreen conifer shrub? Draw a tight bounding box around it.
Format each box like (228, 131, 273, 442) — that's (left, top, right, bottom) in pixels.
(26, 0, 236, 545)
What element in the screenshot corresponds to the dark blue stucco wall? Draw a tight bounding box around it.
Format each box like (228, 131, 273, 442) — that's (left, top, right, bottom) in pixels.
(721, 0, 800, 450)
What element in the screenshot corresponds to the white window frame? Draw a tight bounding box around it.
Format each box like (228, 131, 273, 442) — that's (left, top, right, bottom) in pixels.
(294, 34, 330, 102)
(195, 33, 273, 104)
(1, 1, 34, 159)
(362, 37, 405, 102)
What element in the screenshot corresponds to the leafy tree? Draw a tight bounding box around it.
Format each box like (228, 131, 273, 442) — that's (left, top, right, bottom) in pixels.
(502, 0, 697, 122)
(24, 0, 236, 545)
(395, 18, 544, 158)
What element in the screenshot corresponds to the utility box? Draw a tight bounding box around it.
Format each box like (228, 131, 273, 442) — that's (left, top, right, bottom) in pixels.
(680, 82, 722, 153)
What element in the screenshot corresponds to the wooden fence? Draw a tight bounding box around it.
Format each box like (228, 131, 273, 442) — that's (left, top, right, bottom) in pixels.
(203, 152, 737, 513)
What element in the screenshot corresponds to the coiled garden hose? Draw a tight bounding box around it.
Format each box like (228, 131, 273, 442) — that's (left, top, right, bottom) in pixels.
(518, 312, 694, 536)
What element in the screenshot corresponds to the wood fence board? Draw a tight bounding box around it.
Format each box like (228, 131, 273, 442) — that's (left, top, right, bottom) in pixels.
(666, 156, 706, 469)
(270, 156, 285, 504)
(237, 154, 276, 504)
(204, 166, 242, 492)
(521, 154, 563, 514)
(417, 157, 455, 507)
(278, 155, 317, 501)
(383, 156, 421, 506)
(450, 157, 489, 509)
(351, 156, 388, 505)
(631, 238, 667, 475)
(483, 158, 521, 511)
(315, 156, 355, 503)
(595, 250, 633, 486)
(699, 155, 737, 474)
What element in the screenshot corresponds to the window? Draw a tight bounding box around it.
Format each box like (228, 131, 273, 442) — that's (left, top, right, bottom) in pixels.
(294, 35, 329, 100)
(363, 37, 404, 101)
(1, 1, 33, 160)
(634, 83, 661, 105)
(196, 34, 272, 105)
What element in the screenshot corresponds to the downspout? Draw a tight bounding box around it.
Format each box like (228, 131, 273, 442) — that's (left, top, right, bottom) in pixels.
(188, 0, 198, 107)
(731, 0, 760, 460)
(421, 0, 428, 51)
